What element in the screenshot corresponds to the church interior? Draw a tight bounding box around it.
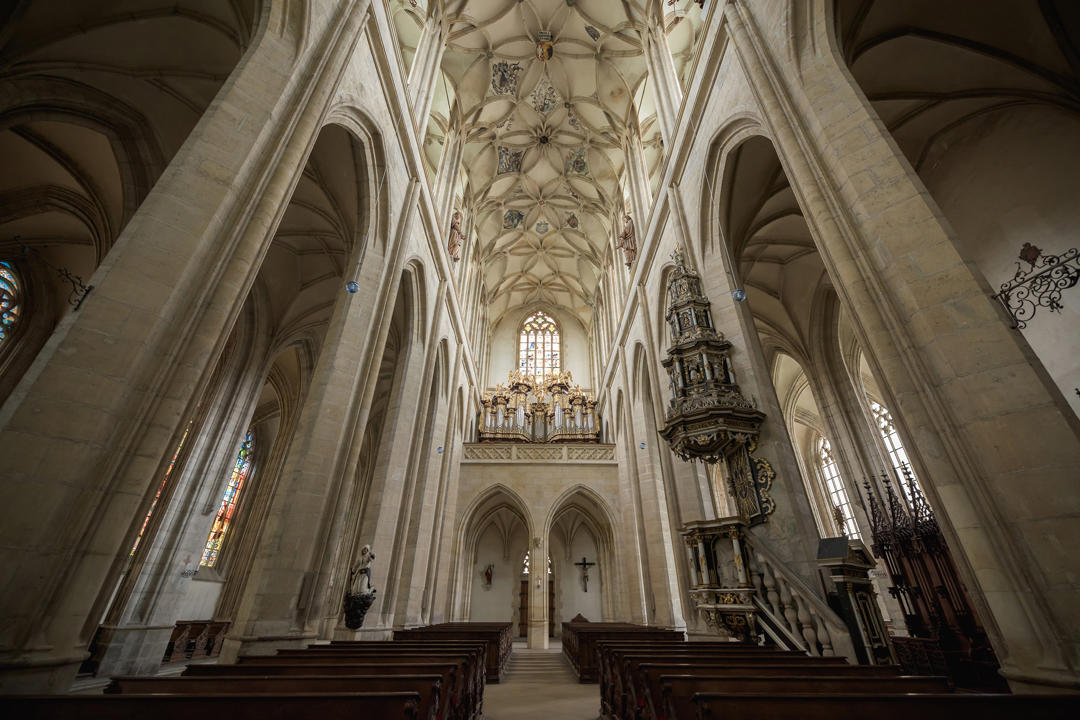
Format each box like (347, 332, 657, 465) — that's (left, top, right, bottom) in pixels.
(1, 0, 1079, 716)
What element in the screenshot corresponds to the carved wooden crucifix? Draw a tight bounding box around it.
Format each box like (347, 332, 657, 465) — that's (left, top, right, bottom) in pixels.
(574, 556, 596, 592)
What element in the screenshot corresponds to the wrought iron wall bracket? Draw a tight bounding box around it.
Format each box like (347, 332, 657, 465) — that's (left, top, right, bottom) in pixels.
(992, 243, 1079, 329)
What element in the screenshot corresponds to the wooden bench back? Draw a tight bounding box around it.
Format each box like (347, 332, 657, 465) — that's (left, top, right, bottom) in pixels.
(0, 692, 431, 720)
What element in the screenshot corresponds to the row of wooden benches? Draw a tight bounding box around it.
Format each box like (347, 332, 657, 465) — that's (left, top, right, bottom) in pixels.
(594, 638, 1078, 720)
(1, 622, 513, 720)
(561, 620, 685, 682)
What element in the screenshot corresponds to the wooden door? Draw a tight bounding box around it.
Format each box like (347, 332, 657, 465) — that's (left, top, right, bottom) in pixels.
(548, 580, 555, 638)
(519, 579, 556, 638)
(519, 580, 528, 637)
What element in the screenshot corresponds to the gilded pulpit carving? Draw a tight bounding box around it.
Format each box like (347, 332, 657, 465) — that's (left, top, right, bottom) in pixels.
(659, 247, 775, 525)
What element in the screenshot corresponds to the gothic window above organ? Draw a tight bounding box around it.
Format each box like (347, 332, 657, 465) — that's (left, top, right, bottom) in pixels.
(0, 261, 22, 345)
(519, 311, 560, 382)
(818, 437, 860, 539)
(201, 432, 254, 567)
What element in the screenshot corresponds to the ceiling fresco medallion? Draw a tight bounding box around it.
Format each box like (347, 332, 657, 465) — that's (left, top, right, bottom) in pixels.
(529, 75, 560, 116)
(497, 146, 524, 174)
(491, 61, 522, 95)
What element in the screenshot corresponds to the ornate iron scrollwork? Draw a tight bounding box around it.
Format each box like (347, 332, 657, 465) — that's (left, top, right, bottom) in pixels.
(993, 242, 1079, 329)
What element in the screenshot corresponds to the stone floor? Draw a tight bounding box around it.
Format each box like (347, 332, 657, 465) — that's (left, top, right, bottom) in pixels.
(483, 641, 599, 720)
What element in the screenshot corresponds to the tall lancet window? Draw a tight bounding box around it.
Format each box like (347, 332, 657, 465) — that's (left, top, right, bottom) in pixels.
(0, 260, 23, 345)
(519, 311, 560, 381)
(818, 437, 860, 539)
(201, 432, 254, 567)
(869, 400, 915, 501)
(131, 416, 195, 556)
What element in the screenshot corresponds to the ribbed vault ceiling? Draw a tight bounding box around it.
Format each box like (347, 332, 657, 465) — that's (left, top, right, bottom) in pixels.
(393, 0, 699, 325)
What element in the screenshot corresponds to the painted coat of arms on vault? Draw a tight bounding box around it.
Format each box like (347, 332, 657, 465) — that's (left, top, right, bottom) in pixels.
(503, 209, 524, 230)
(566, 147, 588, 175)
(491, 61, 522, 96)
(536, 31, 553, 62)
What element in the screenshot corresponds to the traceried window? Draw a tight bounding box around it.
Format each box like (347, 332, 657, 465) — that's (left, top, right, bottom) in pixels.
(521, 551, 551, 576)
(0, 260, 23, 345)
(518, 311, 560, 381)
(201, 432, 254, 567)
(131, 417, 195, 556)
(818, 437, 860, 539)
(869, 400, 915, 501)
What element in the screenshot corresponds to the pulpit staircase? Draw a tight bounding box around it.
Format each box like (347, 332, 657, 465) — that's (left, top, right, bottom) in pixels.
(682, 518, 861, 662)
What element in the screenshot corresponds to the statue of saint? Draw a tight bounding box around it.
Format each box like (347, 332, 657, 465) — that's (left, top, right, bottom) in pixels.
(447, 211, 465, 262)
(484, 564, 494, 586)
(615, 214, 636, 268)
(344, 544, 377, 629)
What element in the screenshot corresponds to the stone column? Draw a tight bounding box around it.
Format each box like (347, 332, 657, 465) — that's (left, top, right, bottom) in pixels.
(726, 2, 1080, 689)
(387, 287, 451, 627)
(222, 181, 419, 658)
(642, 22, 683, 146)
(526, 536, 549, 649)
(408, 14, 447, 133)
(622, 131, 652, 225)
(0, 1, 370, 691)
(425, 355, 466, 624)
(623, 356, 686, 630)
(432, 128, 465, 222)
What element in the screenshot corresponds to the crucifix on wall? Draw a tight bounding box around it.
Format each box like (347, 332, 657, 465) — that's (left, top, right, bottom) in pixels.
(574, 556, 596, 592)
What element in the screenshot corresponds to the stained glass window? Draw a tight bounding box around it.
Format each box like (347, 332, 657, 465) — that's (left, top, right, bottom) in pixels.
(201, 432, 254, 567)
(818, 437, 860, 539)
(518, 311, 560, 382)
(131, 417, 195, 556)
(0, 261, 22, 345)
(869, 400, 915, 502)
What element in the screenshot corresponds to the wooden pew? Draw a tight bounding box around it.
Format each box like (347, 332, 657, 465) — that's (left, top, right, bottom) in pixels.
(105, 675, 443, 720)
(597, 643, 841, 718)
(562, 623, 685, 682)
(657, 674, 952, 720)
(596, 641, 806, 706)
(691, 692, 1080, 720)
(394, 623, 512, 682)
(182, 661, 474, 720)
(610, 660, 912, 719)
(0, 692, 430, 720)
(265, 645, 485, 713)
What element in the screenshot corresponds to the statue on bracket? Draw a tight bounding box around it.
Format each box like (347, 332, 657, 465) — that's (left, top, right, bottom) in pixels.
(344, 544, 377, 629)
(447, 210, 465, 263)
(615, 213, 637, 268)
